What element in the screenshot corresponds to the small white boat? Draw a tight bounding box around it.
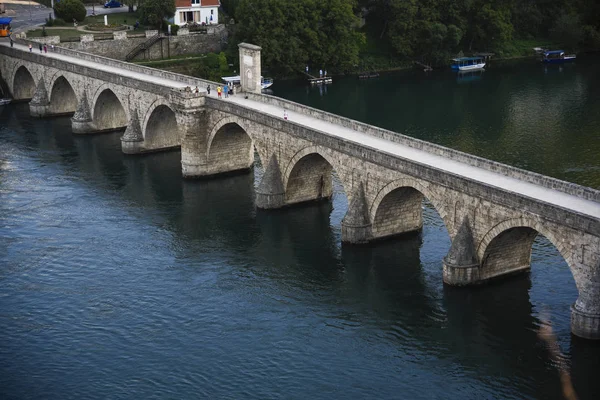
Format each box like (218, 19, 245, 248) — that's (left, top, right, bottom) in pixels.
(221, 75, 274, 90)
(451, 57, 486, 71)
(0, 98, 11, 106)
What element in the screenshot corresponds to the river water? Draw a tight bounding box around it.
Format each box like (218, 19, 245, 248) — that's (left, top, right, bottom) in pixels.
(1, 57, 599, 399)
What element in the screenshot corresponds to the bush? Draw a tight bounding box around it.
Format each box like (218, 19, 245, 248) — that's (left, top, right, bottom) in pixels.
(195, 52, 230, 81)
(169, 24, 179, 36)
(54, 0, 87, 23)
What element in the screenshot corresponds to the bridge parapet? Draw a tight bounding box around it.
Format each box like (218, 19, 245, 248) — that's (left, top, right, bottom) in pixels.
(243, 92, 600, 204)
(7, 38, 221, 90)
(206, 96, 600, 238)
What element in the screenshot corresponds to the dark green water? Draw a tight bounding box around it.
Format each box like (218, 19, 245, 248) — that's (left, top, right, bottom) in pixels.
(271, 57, 600, 189)
(1, 57, 600, 399)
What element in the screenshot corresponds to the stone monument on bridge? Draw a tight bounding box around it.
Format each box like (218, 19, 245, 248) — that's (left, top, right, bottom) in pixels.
(238, 42, 262, 94)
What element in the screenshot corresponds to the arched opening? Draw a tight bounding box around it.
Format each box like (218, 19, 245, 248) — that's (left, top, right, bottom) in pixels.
(479, 226, 578, 344)
(372, 187, 425, 240)
(285, 153, 333, 205)
(92, 89, 127, 132)
(481, 227, 538, 281)
(207, 122, 253, 174)
(49, 76, 77, 115)
(144, 105, 179, 150)
(13, 66, 35, 100)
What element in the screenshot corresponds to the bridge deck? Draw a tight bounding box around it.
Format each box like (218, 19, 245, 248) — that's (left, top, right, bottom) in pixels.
(4, 41, 600, 220)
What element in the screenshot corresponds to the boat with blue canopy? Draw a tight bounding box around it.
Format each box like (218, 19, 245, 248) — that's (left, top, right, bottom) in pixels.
(0, 17, 12, 37)
(541, 50, 576, 64)
(451, 56, 485, 71)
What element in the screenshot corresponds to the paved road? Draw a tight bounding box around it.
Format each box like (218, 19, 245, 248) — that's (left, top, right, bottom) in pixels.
(2, 40, 599, 219)
(3, 1, 131, 33)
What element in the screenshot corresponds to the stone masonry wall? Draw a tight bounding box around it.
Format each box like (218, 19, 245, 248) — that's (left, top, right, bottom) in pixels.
(206, 97, 600, 238)
(372, 187, 423, 239)
(58, 27, 227, 61)
(480, 227, 538, 280)
(243, 93, 600, 204)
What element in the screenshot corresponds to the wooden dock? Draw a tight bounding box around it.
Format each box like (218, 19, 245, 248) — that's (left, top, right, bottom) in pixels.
(308, 77, 333, 84)
(302, 71, 333, 85)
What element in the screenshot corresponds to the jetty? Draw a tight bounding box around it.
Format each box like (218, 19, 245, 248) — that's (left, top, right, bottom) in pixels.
(302, 70, 332, 85)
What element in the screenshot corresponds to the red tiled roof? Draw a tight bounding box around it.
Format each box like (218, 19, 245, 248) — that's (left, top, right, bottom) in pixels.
(175, 0, 220, 7)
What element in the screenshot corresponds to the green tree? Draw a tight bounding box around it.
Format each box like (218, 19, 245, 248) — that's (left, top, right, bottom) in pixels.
(54, 0, 86, 23)
(139, 0, 175, 29)
(549, 13, 583, 50)
(234, 0, 364, 75)
(195, 52, 230, 81)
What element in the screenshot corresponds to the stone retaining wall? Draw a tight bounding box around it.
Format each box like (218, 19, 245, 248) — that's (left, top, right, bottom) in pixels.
(58, 26, 226, 60)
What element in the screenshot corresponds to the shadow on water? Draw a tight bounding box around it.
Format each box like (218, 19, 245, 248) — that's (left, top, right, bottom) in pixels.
(3, 103, 600, 399)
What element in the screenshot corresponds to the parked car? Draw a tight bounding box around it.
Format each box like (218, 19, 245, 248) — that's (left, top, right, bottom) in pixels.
(104, 1, 122, 8)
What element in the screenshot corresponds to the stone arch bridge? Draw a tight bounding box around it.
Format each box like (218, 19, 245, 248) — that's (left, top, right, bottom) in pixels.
(1, 40, 600, 339)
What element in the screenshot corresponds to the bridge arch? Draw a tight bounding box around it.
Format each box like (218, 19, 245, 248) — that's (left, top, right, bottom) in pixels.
(207, 116, 256, 172)
(283, 146, 345, 206)
(477, 218, 575, 284)
(12, 65, 36, 100)
(48, 75, 78, 115)
(91, 85, 128, 132)
(370, 178, 450, 240)
(142, 99, 179, 149)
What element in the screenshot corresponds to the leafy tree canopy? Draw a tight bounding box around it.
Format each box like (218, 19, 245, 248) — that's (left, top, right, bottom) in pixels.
(54, 0, 86, 23)
(229, 0, 600, 71)
(139, 0, 176, 29)
(234, 0, 365, 75)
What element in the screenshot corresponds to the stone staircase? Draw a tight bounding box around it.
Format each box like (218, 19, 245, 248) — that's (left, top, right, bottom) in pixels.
(125, 33, 163, 61)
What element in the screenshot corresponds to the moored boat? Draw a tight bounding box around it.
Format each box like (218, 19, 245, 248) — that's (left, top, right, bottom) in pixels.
(541, 50, 576, 64)
(451, 56, 486, 71)
(221, 75, 274, 90)
(0, 98, 11, 106)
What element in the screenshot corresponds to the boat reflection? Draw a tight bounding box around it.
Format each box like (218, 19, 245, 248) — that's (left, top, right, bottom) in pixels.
(456, 69, 485, 83)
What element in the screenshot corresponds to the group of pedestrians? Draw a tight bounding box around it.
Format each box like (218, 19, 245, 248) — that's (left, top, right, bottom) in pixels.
(210, 82, 235, 99)
(27, 42, 54, 53)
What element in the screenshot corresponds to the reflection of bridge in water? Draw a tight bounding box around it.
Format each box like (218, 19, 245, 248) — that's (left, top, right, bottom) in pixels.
(1, 39, 600, 339)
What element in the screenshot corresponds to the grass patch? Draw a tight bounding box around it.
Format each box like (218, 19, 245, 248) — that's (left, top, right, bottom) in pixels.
(134, 56, 206, 68)
(497, 38, 560, 58)
(27, 28, 84, 40)
(84, 11, 146, 30)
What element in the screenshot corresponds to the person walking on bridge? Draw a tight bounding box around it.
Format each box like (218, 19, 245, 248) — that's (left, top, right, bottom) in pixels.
(28, 43, 32, 52)
(39, 43, 42, 53)
(206, 84, 211, 95)
(223, 84, 229, 98)
(217, 85, 222, 99)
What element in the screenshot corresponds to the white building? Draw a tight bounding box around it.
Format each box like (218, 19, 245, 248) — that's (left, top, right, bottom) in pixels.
(174, 0, 220, 26)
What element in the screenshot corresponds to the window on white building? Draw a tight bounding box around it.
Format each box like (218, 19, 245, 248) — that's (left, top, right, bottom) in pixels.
(192, 0, 200, 4)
